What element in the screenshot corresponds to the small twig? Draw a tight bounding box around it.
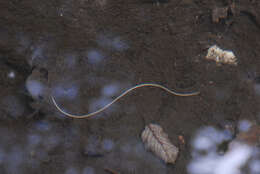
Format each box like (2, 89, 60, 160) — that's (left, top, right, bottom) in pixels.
(104, 168, 120, 174)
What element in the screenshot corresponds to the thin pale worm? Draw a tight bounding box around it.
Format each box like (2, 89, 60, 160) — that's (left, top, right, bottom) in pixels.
(51, 83, 200, 119)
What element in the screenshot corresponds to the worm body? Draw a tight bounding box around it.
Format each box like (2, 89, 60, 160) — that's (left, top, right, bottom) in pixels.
(51, 83, 200, 119)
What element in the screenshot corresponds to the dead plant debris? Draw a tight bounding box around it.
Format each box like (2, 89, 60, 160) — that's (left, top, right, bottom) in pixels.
(141, 123, 179, 164)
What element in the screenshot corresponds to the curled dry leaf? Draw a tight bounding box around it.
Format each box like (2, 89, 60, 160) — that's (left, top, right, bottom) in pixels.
(206, 45, 237, 65)
(141, 123, 179, 164)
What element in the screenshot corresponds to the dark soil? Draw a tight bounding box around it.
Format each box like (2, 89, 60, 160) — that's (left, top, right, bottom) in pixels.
(0, 0, 260, 174)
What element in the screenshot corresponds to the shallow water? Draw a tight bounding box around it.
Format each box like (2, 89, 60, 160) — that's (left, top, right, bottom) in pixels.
(0, 0, 260, 173)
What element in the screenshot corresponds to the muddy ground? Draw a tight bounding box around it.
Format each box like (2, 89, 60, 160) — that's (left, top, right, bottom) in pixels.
(0, 0, 260, 174)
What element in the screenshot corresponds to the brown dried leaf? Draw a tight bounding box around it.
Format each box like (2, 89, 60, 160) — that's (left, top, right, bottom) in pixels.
(229, 125, 260, 149)
(141, 124, 179, 164)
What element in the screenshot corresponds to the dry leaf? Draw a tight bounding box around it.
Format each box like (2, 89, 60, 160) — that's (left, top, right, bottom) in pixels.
(141, 124, 179, 164)
(229, 124, 260, 149)
(206, 45, 237, 65)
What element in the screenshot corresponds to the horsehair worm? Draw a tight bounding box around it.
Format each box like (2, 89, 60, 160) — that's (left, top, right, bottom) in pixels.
(51, 83, 200, 119)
